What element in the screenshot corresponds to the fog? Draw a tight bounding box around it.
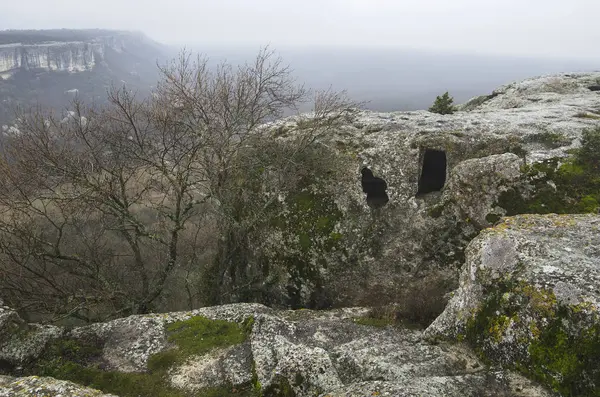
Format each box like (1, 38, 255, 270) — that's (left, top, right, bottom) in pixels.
(196, 46, 599, 111)
(2, 0, 600, 60)
(2, 0, 599, 111)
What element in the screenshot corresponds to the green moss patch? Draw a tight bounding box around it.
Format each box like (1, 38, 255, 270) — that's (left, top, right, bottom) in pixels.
(485, 213, 502, 224)
(497, 160, 599, 216)
(465, 281, 600, 396)
(528, 308, 600, 397)
(497, 126, 600, 216)
(269, 186, 345, 309)
(260, 375, 297, 397)
(149, 316, 252, 370)
(22, 316, 255, 397)
(427, 204, 445, 218)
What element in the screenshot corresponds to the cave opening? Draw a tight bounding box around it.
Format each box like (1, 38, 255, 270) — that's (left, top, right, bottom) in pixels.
(361, 167, 389, 209)
(417, 149, 447, 196)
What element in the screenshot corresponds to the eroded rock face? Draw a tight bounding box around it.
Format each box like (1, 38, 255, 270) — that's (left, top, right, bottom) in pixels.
(425, 214, 600, 396)
(0, 303, 554, 397)
(0, 42, 99, 76)
(0, 32, 151, 77)
(252, 71, 600, 307)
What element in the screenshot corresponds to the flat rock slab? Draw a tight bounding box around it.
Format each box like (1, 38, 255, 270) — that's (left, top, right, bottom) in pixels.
(2, 303, 554, 396)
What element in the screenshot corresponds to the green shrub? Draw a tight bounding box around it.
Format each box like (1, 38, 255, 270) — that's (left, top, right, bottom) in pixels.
(578, 126, 600, 173)
(429, 92, 457, 115)
(497, 127, 600, 216)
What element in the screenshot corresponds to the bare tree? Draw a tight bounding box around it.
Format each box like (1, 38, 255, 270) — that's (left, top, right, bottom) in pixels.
(0, 47, 356, 322)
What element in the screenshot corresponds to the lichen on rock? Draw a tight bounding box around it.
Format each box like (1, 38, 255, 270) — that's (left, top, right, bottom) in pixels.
(1, 303, 554, 397)
(426, 214, 600, 396)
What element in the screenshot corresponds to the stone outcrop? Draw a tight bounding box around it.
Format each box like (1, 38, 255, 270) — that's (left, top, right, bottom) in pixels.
(425, 214, 600, 396)
(0, 303, 554, 397)
(0, 29, 168, 129)
(249, 71, 600, 308)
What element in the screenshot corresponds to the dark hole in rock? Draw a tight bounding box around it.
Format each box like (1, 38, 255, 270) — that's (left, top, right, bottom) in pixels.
(0, 358, 15, 374)
(588, 85, 600, 92)
(361, 167, 389, 209)
(417, 149, 447, 195)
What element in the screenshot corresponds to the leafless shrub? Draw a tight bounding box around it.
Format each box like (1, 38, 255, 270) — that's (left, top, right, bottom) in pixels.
(359, 273, 455, 329)
(0, 47, 357, 323)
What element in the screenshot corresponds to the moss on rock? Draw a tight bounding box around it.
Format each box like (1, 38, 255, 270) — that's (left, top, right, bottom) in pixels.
(260, 375, 296, 397)
(497, 158, 600, 216)
(19, 316, 256, 397)
(497, 127, 600, 217)
(269, 185, 345, 309)
(149, 315, 250, 370)
(465, 280, 600, 396)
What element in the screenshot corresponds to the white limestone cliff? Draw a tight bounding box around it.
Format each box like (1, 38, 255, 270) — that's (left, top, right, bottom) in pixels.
(0, 32, 145, 78)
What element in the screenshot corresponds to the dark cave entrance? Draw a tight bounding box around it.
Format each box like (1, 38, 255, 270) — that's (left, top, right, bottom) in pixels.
(417, 149, 447, 196)
(361, 167, 389, 209)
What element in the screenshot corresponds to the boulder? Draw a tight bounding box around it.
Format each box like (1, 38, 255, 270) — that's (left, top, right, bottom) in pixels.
(0, 303, 62, 368)
(425, 214, 600, 396)
(0, 303, 23, 347)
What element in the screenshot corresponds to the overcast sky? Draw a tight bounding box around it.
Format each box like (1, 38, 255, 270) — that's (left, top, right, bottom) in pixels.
(2, 0, 599, 59)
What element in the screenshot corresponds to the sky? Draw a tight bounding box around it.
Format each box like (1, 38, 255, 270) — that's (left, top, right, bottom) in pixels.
(1, 0, 599, 60)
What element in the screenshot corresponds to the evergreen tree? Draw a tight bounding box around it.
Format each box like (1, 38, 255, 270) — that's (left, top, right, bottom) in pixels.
(429, 91, 456, 115)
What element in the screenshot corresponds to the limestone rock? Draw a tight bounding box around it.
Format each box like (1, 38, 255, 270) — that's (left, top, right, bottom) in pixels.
(0, 376, 117, 397)
(425, 214, 600, 395)
(0, 42, 98, 76)
(0, 305, 64, 367)
(0, 303, 23, 347)
(250, 71, 600, 307)
(0, 31, 156, 77)
(0, 303, 554, 397)
(443, 153, 523, 228)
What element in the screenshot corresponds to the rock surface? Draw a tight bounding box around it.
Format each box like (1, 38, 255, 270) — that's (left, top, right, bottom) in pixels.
(249, 71, 600, 308)
(0, 303, 555, 397)
(0, 303, 22, 345)
(426, 214, 600, 396)
(0, 375, 117, 397)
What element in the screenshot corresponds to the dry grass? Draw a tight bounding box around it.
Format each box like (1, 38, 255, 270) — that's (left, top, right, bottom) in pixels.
(357, 274, 454, 329)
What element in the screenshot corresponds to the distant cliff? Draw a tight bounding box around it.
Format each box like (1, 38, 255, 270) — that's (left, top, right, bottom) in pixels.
(0, 29, 171, 125)
(0, 30, 166, 79)
(0, 42, 99, 77)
